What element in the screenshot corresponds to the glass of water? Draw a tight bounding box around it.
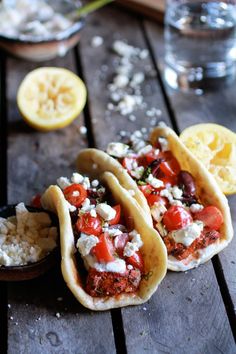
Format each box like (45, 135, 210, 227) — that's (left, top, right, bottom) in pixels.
(164, 0, 236, 91)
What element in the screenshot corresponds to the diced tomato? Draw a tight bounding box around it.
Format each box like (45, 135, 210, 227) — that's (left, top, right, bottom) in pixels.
(92, 233, 114, 262)
(64, 184, 87, 208)
(138, 184, 154, 197)
(194, 206, 223, 231)
(163, 205, 193, 231)
(126, 251, 144, 272)
(76, 212, 102, 236)
(109, 205, 121, 225)
(144, 148, 159, 164)
(122, 157, 138, 174)
(114, 233, 129, 256)
(159, 161, 176, 177)
(146, 193, 168, 207)
(158, 151, 181, 175)
(31, 194, 42, 208)
(159, 175, 178, 187)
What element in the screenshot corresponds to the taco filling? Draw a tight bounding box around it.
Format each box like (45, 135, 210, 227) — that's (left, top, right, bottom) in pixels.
(106, 130, 224, 262)
(56, 173, 144, 297)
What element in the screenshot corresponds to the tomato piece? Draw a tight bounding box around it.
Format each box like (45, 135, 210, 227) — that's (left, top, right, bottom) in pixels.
(144, 149, 159, 164)
(109, 205, 121, 225)
(138, 184, 154, 197)
(146, 193, 168, 207)
(194, 206, 223, 231)
(158, 151, 181, 175)
(114, 233, 129, 256)
(163, 206, 193, 231)
(31, 194, 42, 208)
(64, 184, 87, 208)
(92, 233, 114, 262)
(126, 251, 144, 272)
(160, 175, 178, 187)
(159, 161, 176, 177)
(122, 157, 138, 174)
(76, 212, 102, 236)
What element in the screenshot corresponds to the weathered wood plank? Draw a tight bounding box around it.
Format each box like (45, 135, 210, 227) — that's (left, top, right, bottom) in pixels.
(79, 6, 235, 353)
(144, 20, 236, 318)
(6, 53, 115, 354)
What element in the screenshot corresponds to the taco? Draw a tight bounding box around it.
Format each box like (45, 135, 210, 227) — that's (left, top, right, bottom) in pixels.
(41, 171, 167, 310)
(76, 126, 233, 271)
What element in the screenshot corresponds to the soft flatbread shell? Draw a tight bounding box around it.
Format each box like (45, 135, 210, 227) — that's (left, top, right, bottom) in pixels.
(149, 126, 234, 271)
(76, 127, 234, 271)
(41, 172, 167, 311)
(76, 149, 152, 224)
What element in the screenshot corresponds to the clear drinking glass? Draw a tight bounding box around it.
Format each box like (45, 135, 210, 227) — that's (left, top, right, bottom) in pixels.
(164, 0, 236, 91)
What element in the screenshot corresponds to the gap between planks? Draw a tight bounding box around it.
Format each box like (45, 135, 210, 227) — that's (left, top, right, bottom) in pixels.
(0, 51, 8, 354)
(141, 19, 236, 342)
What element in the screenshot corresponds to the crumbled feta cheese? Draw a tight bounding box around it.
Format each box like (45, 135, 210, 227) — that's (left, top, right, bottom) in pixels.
(158, 137, 169, 152)
(190, 204, 204, 213)
(0, 203, 57, 267)
(71, 172, 84, 184)
(107, 229, 123, 237)
(170, 200, 183, 206)
(84, 254, 126, 273)
(82, 177, 90, 190)
(130, 72, 145, 87)
(123, 242, 138, 257)
(65, 200, 76, 212)
(137, 144, 152, 156)
(113, 74, 129, 88)
(81, 198, 91, 212)
(113, 40, 138, 58)
(57, 177, 71, 189)
(171, 186, 183, 199)
(91, 35, 103, 48)
(90, 209, 97, 218)
(96, 203, 116, 221)
(151, 203, 167, 222)
(127, 264, 133, 270)
(91, 179, 99, 188)
(129, 230, 143, 248)
(160, 188, 173, 202)
(145, 174, 164, 189)
(79, 126, 87, 135)
(76, 233, 99, 256)
(130, 166, 144, 179)
(170, 221, 204, 247)
(107, 142, 129, 158)
(72, 191, 80, 197)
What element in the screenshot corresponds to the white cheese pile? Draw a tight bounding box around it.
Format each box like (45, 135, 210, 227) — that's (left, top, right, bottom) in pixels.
(0, 0, 75, 40)
(0, 203, 57, 267)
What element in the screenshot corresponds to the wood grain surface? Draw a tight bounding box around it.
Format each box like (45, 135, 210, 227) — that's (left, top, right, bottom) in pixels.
(6, 54, 116, 354)
(144, 20, 236, 319)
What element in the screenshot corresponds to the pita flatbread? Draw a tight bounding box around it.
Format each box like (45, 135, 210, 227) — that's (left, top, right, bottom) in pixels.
(41, 172, 167, 310)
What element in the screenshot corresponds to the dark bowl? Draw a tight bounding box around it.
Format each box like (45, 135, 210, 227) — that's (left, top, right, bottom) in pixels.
(0, 205, 60, 281)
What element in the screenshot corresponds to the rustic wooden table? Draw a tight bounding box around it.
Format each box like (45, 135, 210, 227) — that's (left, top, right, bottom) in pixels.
(0, 4, 235, 354)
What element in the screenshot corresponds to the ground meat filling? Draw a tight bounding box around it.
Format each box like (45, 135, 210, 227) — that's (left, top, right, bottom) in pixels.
(164, 229, 221, 260)
(86, 269, 141, 297)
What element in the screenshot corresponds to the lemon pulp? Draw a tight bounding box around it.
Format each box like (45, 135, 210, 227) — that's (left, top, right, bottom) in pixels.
(180, 123, 236, 195)
(17, 67, 87, 131)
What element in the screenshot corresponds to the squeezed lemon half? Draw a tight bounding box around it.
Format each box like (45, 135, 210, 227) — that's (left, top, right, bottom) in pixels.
(180, 123, 236, 195)
(17, 67, 87, 131)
